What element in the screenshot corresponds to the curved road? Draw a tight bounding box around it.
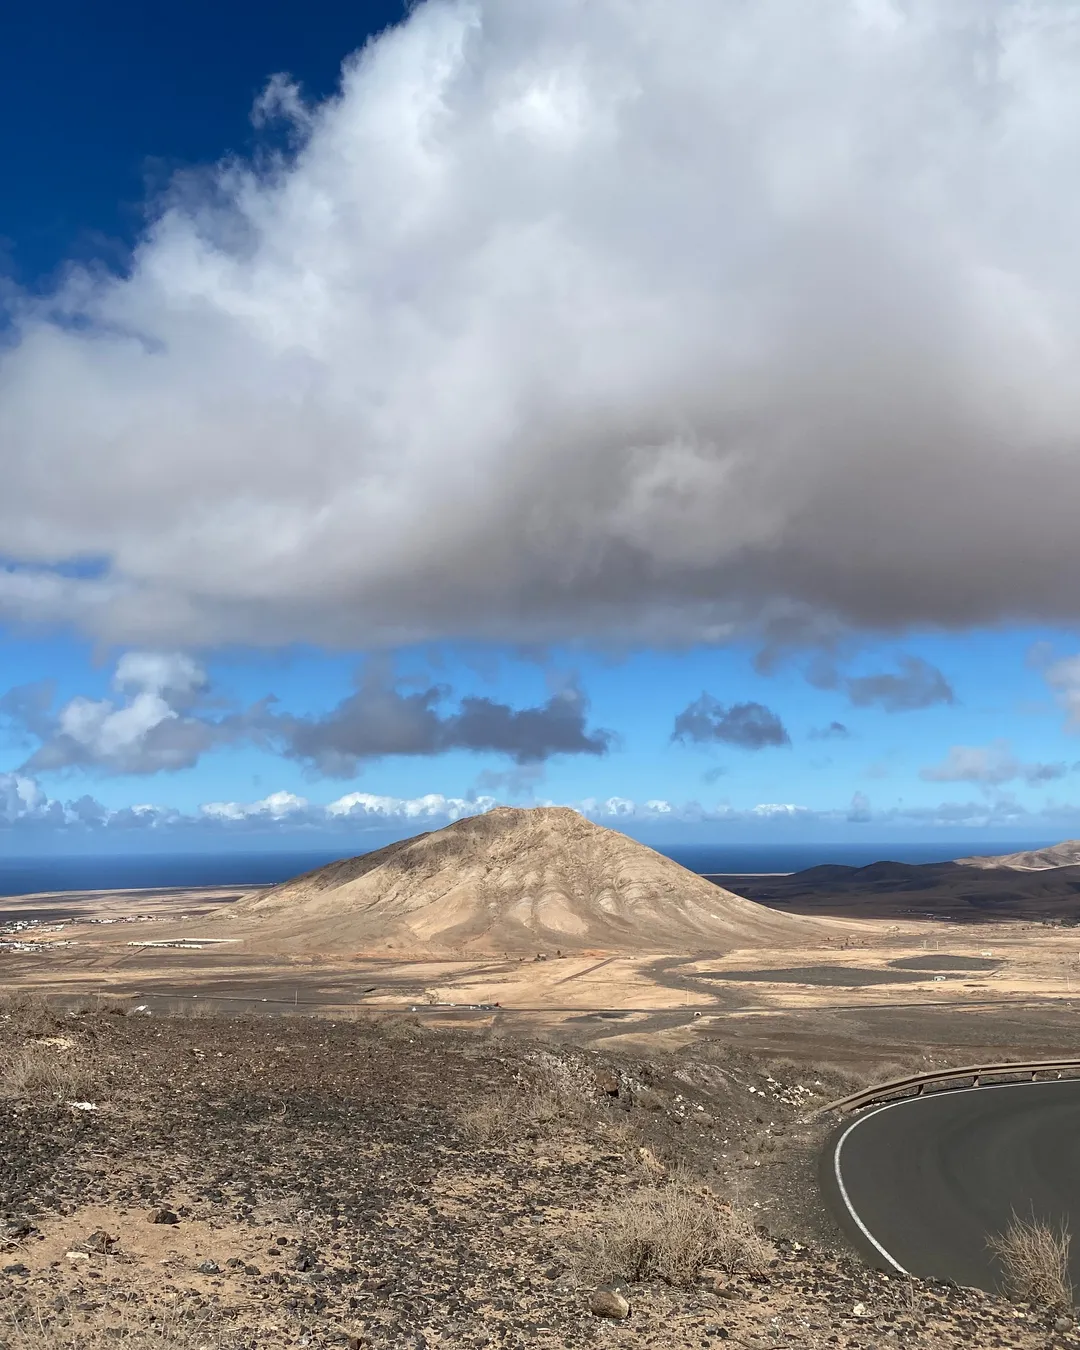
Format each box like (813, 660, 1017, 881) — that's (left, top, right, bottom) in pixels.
(824, 1080, 1080, 1293)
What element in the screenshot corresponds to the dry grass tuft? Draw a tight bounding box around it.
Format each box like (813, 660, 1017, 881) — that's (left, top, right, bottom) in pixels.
(576, 1178, 775, 1287)
(0, 990, 64, 1037)
(457, 1090, 519, 1143)
(457, 1054, 601, 1143)
(0, 1040, 97, 1104)
(371, 1014, 426, 1043)
(989, 1212, 1073, 1308)
(5, 1306, 219, 1348)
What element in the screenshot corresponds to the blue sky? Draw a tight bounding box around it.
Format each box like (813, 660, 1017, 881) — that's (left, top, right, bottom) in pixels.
(4, 1, 1080, 855)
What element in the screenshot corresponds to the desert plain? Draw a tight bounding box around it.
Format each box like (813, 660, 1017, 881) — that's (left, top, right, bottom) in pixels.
(6, 854, 1080, 1076)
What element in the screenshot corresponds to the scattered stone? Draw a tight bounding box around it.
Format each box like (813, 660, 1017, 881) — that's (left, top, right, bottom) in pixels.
(2, 1262, 29, 1276)
(594, 1067, 620, 1096)
(0, 991, 1063, 1350)
(631, 1085, 665, 1111)
(590, 1284, 631, 1319)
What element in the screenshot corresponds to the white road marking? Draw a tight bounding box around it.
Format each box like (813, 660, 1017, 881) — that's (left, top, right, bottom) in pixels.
(833, 1105, 910, 1274)
(832, 1076, 1080, 1279)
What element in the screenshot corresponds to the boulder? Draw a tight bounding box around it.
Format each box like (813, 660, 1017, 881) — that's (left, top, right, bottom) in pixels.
(590, 1284, 631, 1318)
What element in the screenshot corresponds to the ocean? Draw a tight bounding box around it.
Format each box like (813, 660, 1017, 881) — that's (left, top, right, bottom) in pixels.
(0, 841, 1037, 898)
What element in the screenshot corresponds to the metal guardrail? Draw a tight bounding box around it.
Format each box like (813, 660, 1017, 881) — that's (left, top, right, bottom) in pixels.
(823, 1059, 1080, 1114)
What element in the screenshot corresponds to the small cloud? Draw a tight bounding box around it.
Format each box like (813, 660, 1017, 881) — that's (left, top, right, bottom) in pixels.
(809, 720, 850, 740)
(251, 73, 313, 133)
(474, 764, 546, 798)
(864, 759, 892, 780)
(672, 695, 790, 749)
(811, 656, 955, 713)
(847, 791, 872, 823)
(919, 739, 1068, 787)
(1045, 655, 1080, 729)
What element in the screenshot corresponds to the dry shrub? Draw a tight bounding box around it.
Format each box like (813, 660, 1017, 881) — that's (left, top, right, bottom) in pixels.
(577, 1179, 775, 1287)
(0, 991, 63, 1037)
(989, 1212, 1073, 1308)
(87, 994, 133, 1016)
(457, 1091, 519, 1143)
(525, 1050, 598, 1125)
(371, 1014, 425, 1043)
(459, 1056, 599, 1144)
(0, 1041, 96, 1103)
(632, 1144, 667, 1180)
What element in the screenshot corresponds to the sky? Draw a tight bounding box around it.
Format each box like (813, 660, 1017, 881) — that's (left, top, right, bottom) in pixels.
(4, 0, 1080, 856)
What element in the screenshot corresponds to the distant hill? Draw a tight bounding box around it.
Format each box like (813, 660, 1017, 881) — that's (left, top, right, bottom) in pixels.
(215, 806, 819, 955)
(955, 840, 1080, 871)
(709, 856, 1080, 922)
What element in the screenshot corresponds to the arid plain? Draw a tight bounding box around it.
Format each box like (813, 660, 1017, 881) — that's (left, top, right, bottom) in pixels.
(6, 809, 1080, 1075)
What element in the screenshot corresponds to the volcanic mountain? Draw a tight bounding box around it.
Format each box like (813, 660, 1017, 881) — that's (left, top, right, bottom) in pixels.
(217, 806, 819, 955)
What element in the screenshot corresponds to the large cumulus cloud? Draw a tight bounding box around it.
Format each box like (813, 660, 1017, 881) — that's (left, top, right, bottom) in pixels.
(5, 0, 1080, 649)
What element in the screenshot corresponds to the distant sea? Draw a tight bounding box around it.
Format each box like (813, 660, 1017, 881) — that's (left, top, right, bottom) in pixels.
(0, 841, 1044, 899)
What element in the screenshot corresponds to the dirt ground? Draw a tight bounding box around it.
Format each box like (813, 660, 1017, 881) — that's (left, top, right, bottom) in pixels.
(0, 1003, 1075, 1349)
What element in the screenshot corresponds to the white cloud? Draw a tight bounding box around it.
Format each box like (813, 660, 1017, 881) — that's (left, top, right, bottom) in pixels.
(920, 739, 1067, 787)
(200, 791, 311, 822)
(0, 773, 57, 826)
(6, 4, 1080, 648)
(325, 791, 494, 821)
(0, 772, 178, 831)
(13, 652, 231, 776)
(8, 774, 1080, 840)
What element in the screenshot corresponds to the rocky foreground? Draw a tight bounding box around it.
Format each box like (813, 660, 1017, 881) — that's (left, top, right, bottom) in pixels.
(0, 999, 1074, 1349)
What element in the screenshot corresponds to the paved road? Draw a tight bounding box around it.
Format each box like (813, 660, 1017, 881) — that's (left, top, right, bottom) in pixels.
(824, 1079, 1080, 1292)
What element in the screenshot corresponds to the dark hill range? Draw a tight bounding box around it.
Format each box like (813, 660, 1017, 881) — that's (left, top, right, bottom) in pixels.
(711, 859, 1080, 923)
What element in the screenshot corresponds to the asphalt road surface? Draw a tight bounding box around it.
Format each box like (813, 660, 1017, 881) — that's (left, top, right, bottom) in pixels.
(825, 1080, 1080, 1293)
